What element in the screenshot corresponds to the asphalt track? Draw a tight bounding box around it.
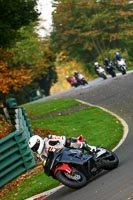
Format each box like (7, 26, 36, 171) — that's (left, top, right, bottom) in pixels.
(39, 72, 133, 200)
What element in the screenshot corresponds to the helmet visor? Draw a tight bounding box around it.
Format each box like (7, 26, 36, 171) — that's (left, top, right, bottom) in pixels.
(31, 140, 40, 152)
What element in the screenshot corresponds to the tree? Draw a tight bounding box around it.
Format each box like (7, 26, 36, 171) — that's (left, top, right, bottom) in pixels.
(10, 22, 44, 66)
(0, 1, 58, 103)
(50, 0, 133, 70)
(0, 0, 39, 48)
(7, 34, 57, 103)
(5, 21, 57, 103)
(34, 40, 58, 96)
(0, 48, 33, 100)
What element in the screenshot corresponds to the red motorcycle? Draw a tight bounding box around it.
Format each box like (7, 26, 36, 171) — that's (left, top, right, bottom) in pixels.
(66, 75, 88, 87)
(43, 135, 119, 189)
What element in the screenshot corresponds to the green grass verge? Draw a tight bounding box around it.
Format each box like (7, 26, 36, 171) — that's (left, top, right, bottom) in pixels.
(23, 98, 81, 116)
(1, 98, 123, 200)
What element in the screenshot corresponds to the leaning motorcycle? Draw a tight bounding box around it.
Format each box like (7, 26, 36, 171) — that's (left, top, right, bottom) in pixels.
(77, 78, 88, 86)
(43, 136, 119, 189)
(75, 74, 88, 86)
(116, 59, 126, 75)
(105, 62, 116, 78)
(96, 67, 107, 80)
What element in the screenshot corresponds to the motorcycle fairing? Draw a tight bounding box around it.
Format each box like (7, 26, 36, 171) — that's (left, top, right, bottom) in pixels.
(44, 148, 93, 176)
(57, 149, 93, 165)
(118, 59, 125, 66)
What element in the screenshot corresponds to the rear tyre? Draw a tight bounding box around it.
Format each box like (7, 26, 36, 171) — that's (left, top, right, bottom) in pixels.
(55, 167, 88, 189)
(102, 151, 119, 170)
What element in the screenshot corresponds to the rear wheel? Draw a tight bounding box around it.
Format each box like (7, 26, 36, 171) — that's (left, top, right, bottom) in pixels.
(55, 167, 88, 189)
(102, 151, 119, 170)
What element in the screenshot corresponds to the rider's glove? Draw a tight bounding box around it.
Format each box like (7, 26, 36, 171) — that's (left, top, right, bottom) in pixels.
(66, 137, 82, 148)
(82, 143, 97, 152)
(89, 146, 97, 152)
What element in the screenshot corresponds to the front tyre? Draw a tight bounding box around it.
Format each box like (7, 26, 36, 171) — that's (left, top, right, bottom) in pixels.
(55, 167, 88, 189)
(83, 80, 88, 85)
(103, 74, 107, 80)
(121, 68, 126, 75)
(111, 70, 116, 77)
(102, 151, 119, 170)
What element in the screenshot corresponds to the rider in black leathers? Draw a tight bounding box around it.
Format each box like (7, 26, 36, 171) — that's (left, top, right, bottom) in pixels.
(104, 58, 116, 77)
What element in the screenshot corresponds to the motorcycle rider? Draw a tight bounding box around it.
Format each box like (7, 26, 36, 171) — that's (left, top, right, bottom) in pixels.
(114, 52, 126, 65)
(94, 62, 102, 74)
(114, 52, 127, 75)
(104, 58, 116, 77)
(94, 62, 104, 74)
(104, 58, 111, 67)
(28, 134, 97, 161)
(74, 71, 86, 81)
(73, 71, 81, 80)
(73, 71, 88, 85)
(94, 62, 107, 80)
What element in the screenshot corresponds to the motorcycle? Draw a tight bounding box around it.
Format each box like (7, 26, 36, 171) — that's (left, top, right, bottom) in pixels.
(116, 58, 126, 75)
(67, 76, 79, 87)
(66, 75, 88, 88)
(96, 67, 107, 80)
(105, 62, 116, 78)
(43, 135, 119, 189)
(75, 73, 88, 86)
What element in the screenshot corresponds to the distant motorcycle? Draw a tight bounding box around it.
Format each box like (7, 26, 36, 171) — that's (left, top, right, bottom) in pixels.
(75, 74, 88, 86)
(73, 72, 88, 86)
(66, 76, 78, 87)
(43, 135, 119, 189)
(96, 67, 107, 80)
(66, 74, 88, 88)
(116, 58, 126, 75)
(105, 62, 116, 78)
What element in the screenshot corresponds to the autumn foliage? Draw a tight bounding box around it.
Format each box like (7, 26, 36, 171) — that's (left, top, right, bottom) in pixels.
(0, 48, 33, 95)
(0, 115, 14, 139)
(51, 0, 133, 64)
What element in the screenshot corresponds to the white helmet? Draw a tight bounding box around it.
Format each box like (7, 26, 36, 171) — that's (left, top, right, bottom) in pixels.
(66, 75, 69, 79)
(28, 135, 44, 154)
(116, 52, 120, 56)
(94, 62, 99, 66)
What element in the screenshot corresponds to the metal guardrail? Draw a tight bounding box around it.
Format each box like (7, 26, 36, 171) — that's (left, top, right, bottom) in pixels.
(0, 107, 35, 188)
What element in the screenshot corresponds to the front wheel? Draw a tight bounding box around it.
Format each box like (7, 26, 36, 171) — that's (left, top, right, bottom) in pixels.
(83, 80, 88, 85)
(102, 74, 107, 80)
(55, 167, 88, 189)
(110, 70, 116, 77)
(101, 151, 119, 170)
(121, 68, 126, 75)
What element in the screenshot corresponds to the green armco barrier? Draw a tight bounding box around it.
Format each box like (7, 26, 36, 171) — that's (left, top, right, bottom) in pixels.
(5, 97, 18, 108)
(0, 107, 35, 188)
